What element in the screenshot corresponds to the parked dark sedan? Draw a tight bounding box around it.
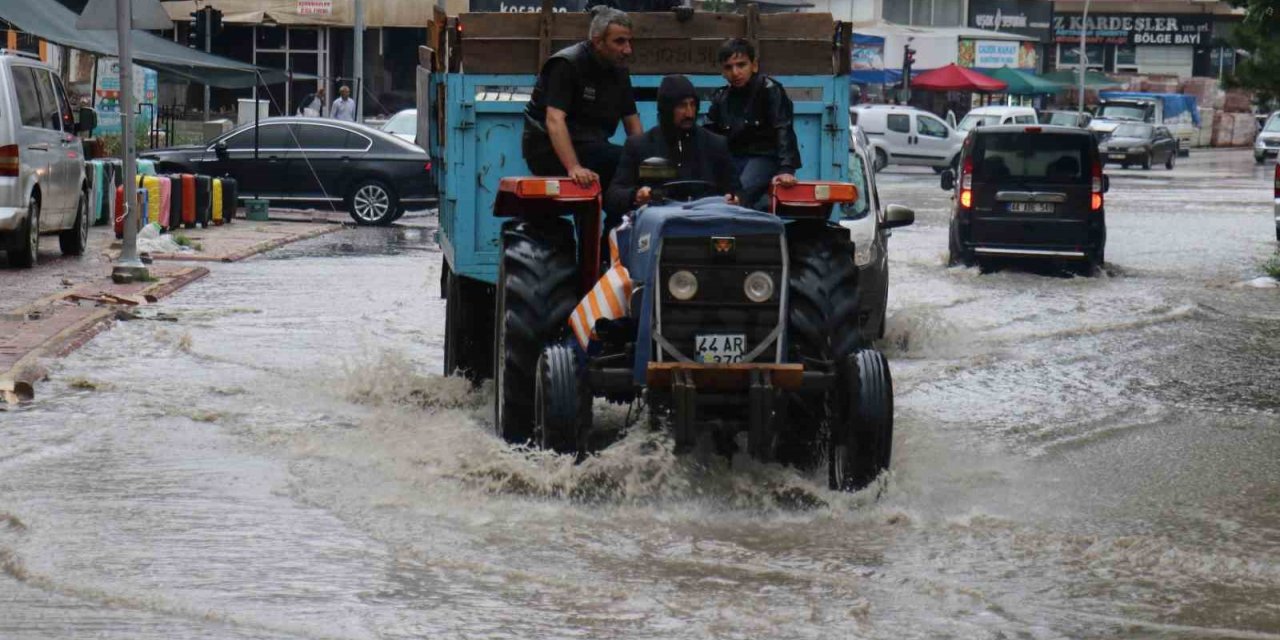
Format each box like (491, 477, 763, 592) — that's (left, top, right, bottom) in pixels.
(141, 117, 434, 225)
(1098, 122, 1177, 170)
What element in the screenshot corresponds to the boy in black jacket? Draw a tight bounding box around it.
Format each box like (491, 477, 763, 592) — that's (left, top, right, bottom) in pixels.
(704, 38, 801, 209)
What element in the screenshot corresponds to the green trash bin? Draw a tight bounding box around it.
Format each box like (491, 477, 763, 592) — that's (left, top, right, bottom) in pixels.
(245, 198, 269, 221)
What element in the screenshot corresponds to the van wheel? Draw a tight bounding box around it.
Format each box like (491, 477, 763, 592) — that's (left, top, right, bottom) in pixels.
(59, 191, 90, 256)
(1142, 152, 1152, 170)
(873, 148, 888, 172)
(7, 196, 39, 268)
(1165, 151, 1175, 170)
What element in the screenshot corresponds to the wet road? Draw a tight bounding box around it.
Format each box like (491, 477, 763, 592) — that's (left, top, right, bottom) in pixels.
(1, 149, 1278, 638)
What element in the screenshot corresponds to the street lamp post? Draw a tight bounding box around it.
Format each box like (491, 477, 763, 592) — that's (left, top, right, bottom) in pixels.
(1078, 0, 1091, 117)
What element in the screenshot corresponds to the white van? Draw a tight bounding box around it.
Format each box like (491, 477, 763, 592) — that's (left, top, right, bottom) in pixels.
(851, 105, 964, 172)
(0, 51, 94, 268)
(955, 106, 1038, 134)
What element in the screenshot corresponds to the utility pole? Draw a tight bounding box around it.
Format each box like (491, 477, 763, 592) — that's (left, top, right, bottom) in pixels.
(203, 6, 211, 121)
(354, 0, 364, 122)
(77, 0, 171, 283)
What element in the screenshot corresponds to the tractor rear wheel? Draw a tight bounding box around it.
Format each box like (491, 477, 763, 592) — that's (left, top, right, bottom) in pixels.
(444, 267, 494, 382)
(777, 225, 863, 469)
(494, 219, 579, 444)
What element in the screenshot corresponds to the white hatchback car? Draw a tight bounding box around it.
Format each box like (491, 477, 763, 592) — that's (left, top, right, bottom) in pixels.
(955, 106, 1039, 134)
(0, 51, 94, 268)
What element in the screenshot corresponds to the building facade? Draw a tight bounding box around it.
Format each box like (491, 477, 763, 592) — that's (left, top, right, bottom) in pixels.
(1050, 1, 1242, 79)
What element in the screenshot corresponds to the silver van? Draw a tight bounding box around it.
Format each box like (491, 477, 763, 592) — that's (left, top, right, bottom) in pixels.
(851, 104, 964, 173)
(0, 51, 95, 268)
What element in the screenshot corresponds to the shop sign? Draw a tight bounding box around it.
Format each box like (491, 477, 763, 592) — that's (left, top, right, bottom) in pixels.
(468, 0, 584, 11)
(296, 0, 332, 15)
(958, 40, 1038, 70)
(1052, 14, 1213, 46)
(968, 0, 1053, 42)
(852, 33, 884, 70)
(93, 58, 158, 137)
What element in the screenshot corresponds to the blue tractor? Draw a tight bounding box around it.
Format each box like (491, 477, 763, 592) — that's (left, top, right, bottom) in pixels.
(423, 9, 898, 490)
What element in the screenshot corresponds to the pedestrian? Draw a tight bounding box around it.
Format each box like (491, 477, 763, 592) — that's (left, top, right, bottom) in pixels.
(704, 38, 801, 210)
(297, 87, 326, 117)
(604, 74, 740, 217)
(521, 5, 644, 206)
(330, 86, 356, 122)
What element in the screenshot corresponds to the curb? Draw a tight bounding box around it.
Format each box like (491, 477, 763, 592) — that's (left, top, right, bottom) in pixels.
(142, 224, 343, 263)
(0, 267, 209, 405)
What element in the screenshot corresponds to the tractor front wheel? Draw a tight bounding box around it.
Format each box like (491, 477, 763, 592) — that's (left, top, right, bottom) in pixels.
(535, 344, 592, 453)
(494, 219, 579, 444)
(829, 349, 894, 492)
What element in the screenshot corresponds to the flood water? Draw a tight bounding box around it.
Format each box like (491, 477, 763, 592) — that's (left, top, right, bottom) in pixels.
(1, 150, 1278, 639)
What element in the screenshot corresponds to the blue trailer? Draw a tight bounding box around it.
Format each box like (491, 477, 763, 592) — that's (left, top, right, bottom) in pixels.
(421, 11, 898, 490)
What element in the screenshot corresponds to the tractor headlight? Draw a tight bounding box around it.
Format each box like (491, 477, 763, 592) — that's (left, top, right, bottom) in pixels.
(667, 270, 698, 301)
(743, 271, 775, 303)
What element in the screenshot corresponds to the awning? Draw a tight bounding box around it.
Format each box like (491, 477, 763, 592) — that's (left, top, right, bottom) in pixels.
(911, 63, 1006, 93)
(983, 66, 1066, 95)
(159, 0, 435, 28)
(0, 0, 296, 88)
(1040, 69, 1123, 89)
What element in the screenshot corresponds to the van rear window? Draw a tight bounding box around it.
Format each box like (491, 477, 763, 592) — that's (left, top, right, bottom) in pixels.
(972, 133, 1093, 183)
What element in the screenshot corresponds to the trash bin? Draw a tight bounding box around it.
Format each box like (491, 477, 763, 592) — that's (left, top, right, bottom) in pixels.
(245, 198, 269, 221)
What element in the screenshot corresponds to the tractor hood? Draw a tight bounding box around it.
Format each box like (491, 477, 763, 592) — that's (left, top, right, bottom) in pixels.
(624, 198, 786, 383)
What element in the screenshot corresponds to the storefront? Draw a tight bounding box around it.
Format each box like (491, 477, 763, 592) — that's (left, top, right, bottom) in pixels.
(1051, 13, 1218, 78)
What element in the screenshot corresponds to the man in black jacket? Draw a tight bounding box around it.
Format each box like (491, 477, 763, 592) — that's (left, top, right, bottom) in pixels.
(522, 7, 644, 190)
(605, 75, 740, 220)
(704, 38, 802, 209)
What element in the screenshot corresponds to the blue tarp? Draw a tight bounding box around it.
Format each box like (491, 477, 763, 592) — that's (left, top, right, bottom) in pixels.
(620, 199, 785, 382)
(1098, 91, 1202, 128)
(852, 69, 903, 85)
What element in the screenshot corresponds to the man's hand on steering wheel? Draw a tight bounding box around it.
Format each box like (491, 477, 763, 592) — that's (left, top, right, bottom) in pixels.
(634, 186, 652, 206)
(725, 193, 739, 205)
(568, 165, 599, 188)
(773, 173, 798, 188)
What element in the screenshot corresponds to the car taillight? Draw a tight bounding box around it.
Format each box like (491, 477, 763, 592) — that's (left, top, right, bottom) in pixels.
(424, 161, 432, 173)
(1091, 160, 1104, 212)
(0, 144, 18, 177)
(959, 155, 973, 209)
(1024, 126, 1042, 134)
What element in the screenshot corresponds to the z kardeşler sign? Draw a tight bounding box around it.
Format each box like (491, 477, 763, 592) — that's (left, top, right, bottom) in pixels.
(1052, 14, 1212, 46)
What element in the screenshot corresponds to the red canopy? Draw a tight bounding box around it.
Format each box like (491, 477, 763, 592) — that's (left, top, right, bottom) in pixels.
(911, 64, 1007, 92)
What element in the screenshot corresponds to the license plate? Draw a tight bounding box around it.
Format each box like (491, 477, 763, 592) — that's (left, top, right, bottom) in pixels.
(1008, 202, 1055, 214)
(1108, 153, 1127, 160)
(696, 334, 746, 364)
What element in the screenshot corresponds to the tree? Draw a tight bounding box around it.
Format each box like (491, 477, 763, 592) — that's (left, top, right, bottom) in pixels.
(1226, 0, 1280, 106)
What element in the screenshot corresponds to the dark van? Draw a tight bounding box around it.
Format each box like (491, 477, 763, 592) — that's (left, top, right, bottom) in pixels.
(940, 125, 1109, 274)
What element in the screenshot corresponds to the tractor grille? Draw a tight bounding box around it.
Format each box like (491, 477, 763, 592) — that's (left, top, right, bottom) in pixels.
(656, 235, 785, 362)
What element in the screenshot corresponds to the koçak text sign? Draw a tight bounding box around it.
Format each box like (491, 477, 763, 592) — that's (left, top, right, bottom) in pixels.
(1052, 14, 1213, 46)
(296, 0, 332, 16)
(469, 0, 584, 11)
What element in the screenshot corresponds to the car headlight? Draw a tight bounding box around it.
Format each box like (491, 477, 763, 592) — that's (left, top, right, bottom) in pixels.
(667, 270, 698, 301)
(743, 271, 775, 303)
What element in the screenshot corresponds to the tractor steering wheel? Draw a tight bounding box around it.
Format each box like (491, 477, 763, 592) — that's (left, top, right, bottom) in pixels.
(652, 180, 721, 203)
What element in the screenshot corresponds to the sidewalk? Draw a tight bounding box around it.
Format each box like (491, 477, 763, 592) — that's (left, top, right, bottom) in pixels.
(1, 214, 345, 404)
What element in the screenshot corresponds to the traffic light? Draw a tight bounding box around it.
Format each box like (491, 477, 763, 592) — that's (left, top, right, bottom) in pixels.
(186, 10, 202, 48)
(903, 44, 917, 76)
(187, 9, 207, 49)
(208, 8, 223, 38)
